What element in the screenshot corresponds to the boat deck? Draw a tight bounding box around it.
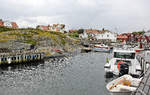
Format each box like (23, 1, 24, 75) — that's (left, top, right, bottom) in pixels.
(132, 66, 150, 95)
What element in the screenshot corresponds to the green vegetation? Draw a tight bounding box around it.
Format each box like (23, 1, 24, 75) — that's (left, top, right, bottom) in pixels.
(68, 32, 79, 38)
(0, 26, 15, 32)
(132, 30, 145, 35)
(78, 29, 84, 34)
(0, 27, 80, 52)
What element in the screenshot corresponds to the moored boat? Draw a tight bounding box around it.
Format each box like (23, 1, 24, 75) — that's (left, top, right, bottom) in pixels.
(106, 75, 142, 95)
(104, 48, 142, 77)
(92, 44, 110, 52)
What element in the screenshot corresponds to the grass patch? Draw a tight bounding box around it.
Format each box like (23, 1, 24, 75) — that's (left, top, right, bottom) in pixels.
(68, 32, 79, 38)
(0, 26, 16, 32)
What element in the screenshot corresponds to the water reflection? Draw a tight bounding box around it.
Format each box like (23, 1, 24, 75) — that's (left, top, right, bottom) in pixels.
(0, 53, 112, 95)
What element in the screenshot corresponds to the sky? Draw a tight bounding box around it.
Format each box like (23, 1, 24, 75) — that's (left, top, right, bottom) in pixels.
(0, 0, 150, 33)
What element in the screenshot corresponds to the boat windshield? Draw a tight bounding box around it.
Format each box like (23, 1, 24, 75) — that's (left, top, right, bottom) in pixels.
(114, 52, 135, 59)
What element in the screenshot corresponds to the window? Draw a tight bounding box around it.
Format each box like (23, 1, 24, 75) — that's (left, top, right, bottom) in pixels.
(114, 52, 135, 59)
(107, 35, 109, 37)
(1, 58, 6, 61)
(11, 57, 16, 60)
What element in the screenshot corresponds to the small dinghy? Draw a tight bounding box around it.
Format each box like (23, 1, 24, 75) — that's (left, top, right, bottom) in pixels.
(106, 75, 142, 95)
(92, 44, 110, 52)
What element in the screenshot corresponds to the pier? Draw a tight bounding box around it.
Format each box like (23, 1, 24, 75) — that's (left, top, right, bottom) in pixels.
(0, 49, 45, 65)
(132, 67, 150, 95)
(132, 50, 150, 95)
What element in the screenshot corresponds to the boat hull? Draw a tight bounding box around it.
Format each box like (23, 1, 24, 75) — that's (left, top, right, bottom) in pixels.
(109, 92, 132, 95)
(106, 75, 139, 95)
(92, 48, 110, 53)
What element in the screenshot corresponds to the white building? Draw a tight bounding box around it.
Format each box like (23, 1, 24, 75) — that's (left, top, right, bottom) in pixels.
(95, 30, 117, 42)
(3, 21, 12, 28)
(79, 30, 88, 39)
(37, 24, 66, 33)
(51, 24, 65, 33)
(78, 29, 117, 42)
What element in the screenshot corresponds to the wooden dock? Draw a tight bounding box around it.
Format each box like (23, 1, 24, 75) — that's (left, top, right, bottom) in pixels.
(0, 49, 45, 65)
(132, 50, 150, 95)
(132, 66, 150, 95)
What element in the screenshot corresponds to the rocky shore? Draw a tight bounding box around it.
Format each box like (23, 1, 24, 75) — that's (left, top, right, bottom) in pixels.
(0, 28, 82, 57)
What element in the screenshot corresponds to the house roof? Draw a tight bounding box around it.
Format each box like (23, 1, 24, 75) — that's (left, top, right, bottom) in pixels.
(117, 34, 128, 39)
(85, 29, 113, 34)
(0, 20, 3, 26)
(69, 30, 78, 33)
(39, 25, 49, 31)
(99, 30, 110, 34)
(11, 22, 18, 28)
(85, 29, 99, 34)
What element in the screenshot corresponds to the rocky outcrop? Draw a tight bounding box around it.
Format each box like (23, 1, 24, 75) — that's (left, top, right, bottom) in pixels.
(0, 29, 81, 56)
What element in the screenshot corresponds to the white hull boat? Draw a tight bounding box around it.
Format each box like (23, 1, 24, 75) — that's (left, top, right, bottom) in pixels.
(92, 44, 110, 52)
(92, 48, 110, 52)
(104, 48, 142, 77)
(106, 75, 141, 95)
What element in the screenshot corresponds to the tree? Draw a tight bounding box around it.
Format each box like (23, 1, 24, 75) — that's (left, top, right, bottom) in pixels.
(78, 29, 84, 34)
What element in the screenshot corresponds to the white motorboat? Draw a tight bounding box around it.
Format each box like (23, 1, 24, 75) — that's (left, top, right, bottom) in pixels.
(106, 75, 142, 95)
(92, 44, 110, 52)
(104, 48, 142, 77)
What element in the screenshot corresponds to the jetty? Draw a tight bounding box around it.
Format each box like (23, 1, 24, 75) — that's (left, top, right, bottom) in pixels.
(0, 48, 44, 65)
(132, 66, 150, 95)
(132, 50, 150, 95)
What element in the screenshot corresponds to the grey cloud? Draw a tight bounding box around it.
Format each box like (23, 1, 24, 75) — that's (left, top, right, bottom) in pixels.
(0, 0, 150, 33)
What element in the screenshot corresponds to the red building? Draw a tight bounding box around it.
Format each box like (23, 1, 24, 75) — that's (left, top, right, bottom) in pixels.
(11, 22, 18, 29)
(36, 25, 50, 31)
(0, 19, 18, 28)
(137, 35, 150, 43)
(117, 34, 128, 42)
(0, 19, 4, 27)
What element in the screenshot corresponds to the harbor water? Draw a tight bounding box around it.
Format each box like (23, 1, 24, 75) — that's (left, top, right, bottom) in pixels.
(0, 52, 112, 95)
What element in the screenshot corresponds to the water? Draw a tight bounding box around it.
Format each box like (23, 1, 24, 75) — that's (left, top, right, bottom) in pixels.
(0, 52, 112, 95)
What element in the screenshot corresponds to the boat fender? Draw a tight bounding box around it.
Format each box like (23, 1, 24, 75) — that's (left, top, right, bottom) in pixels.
(117, 61, 124, 70)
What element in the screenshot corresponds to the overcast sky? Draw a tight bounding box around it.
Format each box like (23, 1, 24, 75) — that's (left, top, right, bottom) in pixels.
(0, 0, 150, 33)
